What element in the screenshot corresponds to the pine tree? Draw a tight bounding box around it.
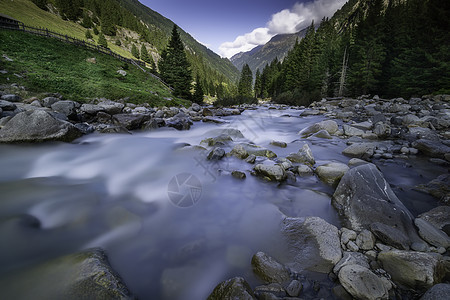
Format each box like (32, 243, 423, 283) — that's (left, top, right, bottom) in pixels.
(81, 11, 93, 28)
(85, 29, 93, 40)
(159, 25, 192, 99)
(140, 44, 150, 62)
(193, 75, 204, 104)
(97, 33, 108, 48)
(93, 27, 99, 35)
(31, 0, 48, 11)
(131, 44, 140, 59)
(254, 69, 262, 98)
(100, 5, 116, 36)
(238, 64, 253, 98)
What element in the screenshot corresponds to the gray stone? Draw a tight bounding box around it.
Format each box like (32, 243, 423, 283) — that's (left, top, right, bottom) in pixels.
(166, 112, 192, 130)
(418, 206, 450, 233)
(113, 113, 147, 130)
(207, 147, 226, 160)
(342, 143, 375, 158)
(299, 120, 338, 137)
(333, 252, 370, 274)
(378, 250, 446, 289)
(97, 100, 124, 115)
(332, 164, 425, 249)
(51, 100, 78, 119)
(251, 252, 291, 284)
(312, 129, 332, 139)
(346, 240, 359, 252)
(201, 134, 232, 146)
(207, 277, 255, 300)
(293, 164, 313, 176)
(420, 283, 450, 300)
(0, 110, 82, 143)
(253, 164, 287, 182)
(240, 143, 277, 158)
(374, 123, 391, 139)
(270, 140, 287, 148)
(0, 100, 16, 111)
(403, 114, 421, 126)
(230, 144, 249, 159)
(281, 216, 342, 273)
(415, 218, 450, 249)
(355, 229, 375, 250)
(231, 170, 246, 179)
(338, 265, 390, 300)
(300, 109, 320, 116)
(0, 248, 133, 300)
(348, 158, 369, 167)
(370, 222, 410, 250)
(343, 125, 365, 137)
(42, 96, 60, 108)
(245, 154, 256, 164)
(285, 280, 302, 297)
(315, 162, 349, 186)
(254, 283, 286, 299)
(1, 94, 21, 102)
(81, 103, 105, 115)
(413, 139, 450, 159)
(295, 143, 315, 166)
(352, 121, 373, 131)
(415, 175, 450, 203)
(340, 228, 357, 245)
(116, 69, 127, 76)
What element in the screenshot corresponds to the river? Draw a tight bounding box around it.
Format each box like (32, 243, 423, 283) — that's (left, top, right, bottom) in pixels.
(0, 106, 442, 299)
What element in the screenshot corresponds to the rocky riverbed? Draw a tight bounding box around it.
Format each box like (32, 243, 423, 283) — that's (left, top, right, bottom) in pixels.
(0, 87, 449, 299)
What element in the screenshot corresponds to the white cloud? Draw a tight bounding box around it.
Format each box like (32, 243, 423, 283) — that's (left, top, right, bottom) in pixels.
(219, 0, 346, 58)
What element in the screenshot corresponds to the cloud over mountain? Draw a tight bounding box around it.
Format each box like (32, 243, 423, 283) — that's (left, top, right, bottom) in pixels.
(219, 0, 346, 58)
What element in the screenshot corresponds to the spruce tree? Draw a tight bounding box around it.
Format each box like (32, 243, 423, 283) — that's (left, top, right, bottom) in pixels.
(131, 44, 140, 59)
(140, 44, 150, 62)
(97, 33, 108, 48)
(159, 25, 192, 99)
(238, 64, 253, 99)
(85, 29, 93, 40)
(193, 75, 204, 104)
(254, 69, 262, 98)
(81, 11, 93, 28)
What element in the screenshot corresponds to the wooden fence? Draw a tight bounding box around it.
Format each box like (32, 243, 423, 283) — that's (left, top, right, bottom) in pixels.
(0, 22, 174, 90)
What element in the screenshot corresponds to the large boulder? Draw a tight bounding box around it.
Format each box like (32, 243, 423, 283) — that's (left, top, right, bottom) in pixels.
(80, 104, 105, 115)
(414, 218, 450, 249)
(420, 283, 450, 300)
(281, 216, 342, 273)
(251, 252, 291, 284)
(253, 164, 287, 182)
(165, 112, 192, 131)
(0, 248, 133, 300)
(0, 110, 82, 143)
(207, 277, 255, 300)
(315, 162, 349, 186)
(113, 113, 149, 130)
(287, 144, 315, 166)
(415, 175, 450, 203)
(338, 264, 391, 300)
(299, 120, 339, 137)
(342, 143, 375, 158)
(378, 250, 446, 290)
(97, 100, 125, 115)
(343, 125, 365, 137)
(413, 139, 450, 159)
(51, 100, 78, 120)
(1, 94, 21, 102)
(332, 164, 424, 249)
(0, 100, 17, 111)
(418, 206, 450, 234)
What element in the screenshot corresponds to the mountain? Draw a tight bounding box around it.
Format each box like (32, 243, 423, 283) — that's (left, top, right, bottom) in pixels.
(1, 0, 239, 89)
(231, 28, 308, 74)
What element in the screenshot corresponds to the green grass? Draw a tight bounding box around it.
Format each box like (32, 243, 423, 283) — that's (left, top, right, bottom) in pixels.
(0, 30, 189, 106)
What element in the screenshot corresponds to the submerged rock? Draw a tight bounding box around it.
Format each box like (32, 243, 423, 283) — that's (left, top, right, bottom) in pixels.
(332, 164, 425, 249)
(0, 248, 134, 300)
(251, 252, 291, 284)
(207, 277, 255, 300)
(253, 164, 287, 182)
(0, 110, 82, 143)
(287, 144, 315, 166)
(415, 174, 450, 203)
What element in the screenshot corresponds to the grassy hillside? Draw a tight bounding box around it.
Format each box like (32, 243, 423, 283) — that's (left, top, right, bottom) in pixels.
(0, 0, 134, 59)
(0, 30, 188, 106)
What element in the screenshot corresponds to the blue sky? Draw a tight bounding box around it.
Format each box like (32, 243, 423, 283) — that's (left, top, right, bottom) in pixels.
(140, 0, 346, 58)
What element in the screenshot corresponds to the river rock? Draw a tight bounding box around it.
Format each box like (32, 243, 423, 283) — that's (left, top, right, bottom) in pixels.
(230, 144, 249, 159)
(333, 251, 370, 274)
(0, 110, 82, 143)
(415, 174, 450, 203)
(414, 218, 450, 249)
(378, 250, 446, 289)
(418, 206, 450, 234)
(374, 123, 391, 139)
(231, 170, 246, 179)
(315, 162, 349, 186)
(0, 100, 17, 111)
(251, 252, 291, 284)
(420, 283, 450, 300)
(338, 264, 391, 300)
(281, 216, 342, 273)
(97, 100, 124, 115)
(51, 100, 78, 120)
(1, 94, 21, 102)
(342, 143, 375, 158)
(343, 125, 365, 137)
(253, 164, 286, 182)
(413, 139, 450, 159)
(293, 164, 314, 176)
(165, 112, 192, 130)
(113, 113, 148, 130)
(207, 277, 255, 300)
(201, 134, 232, 147)
(270, 140, 287, 148)
(253, 283, 286, 299)
(288, 144, 315, 166)
(370, 222, 410, 250)
(245, 154, 256, 164)
(299, 119, 338, 137)
(0, 248, 133, 300)
(81, 103, 105, 115)
(355, 229, 376, 250)
(207, 147, 225, 160)
(332, 164, 425, 249)
(285, 280, 302, 297)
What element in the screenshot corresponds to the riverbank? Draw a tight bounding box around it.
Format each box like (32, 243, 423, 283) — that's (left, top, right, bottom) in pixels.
(0, 90, 449, 299)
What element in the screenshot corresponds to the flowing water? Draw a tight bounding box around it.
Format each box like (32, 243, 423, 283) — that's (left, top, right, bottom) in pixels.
(0, 107, 443, 299)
